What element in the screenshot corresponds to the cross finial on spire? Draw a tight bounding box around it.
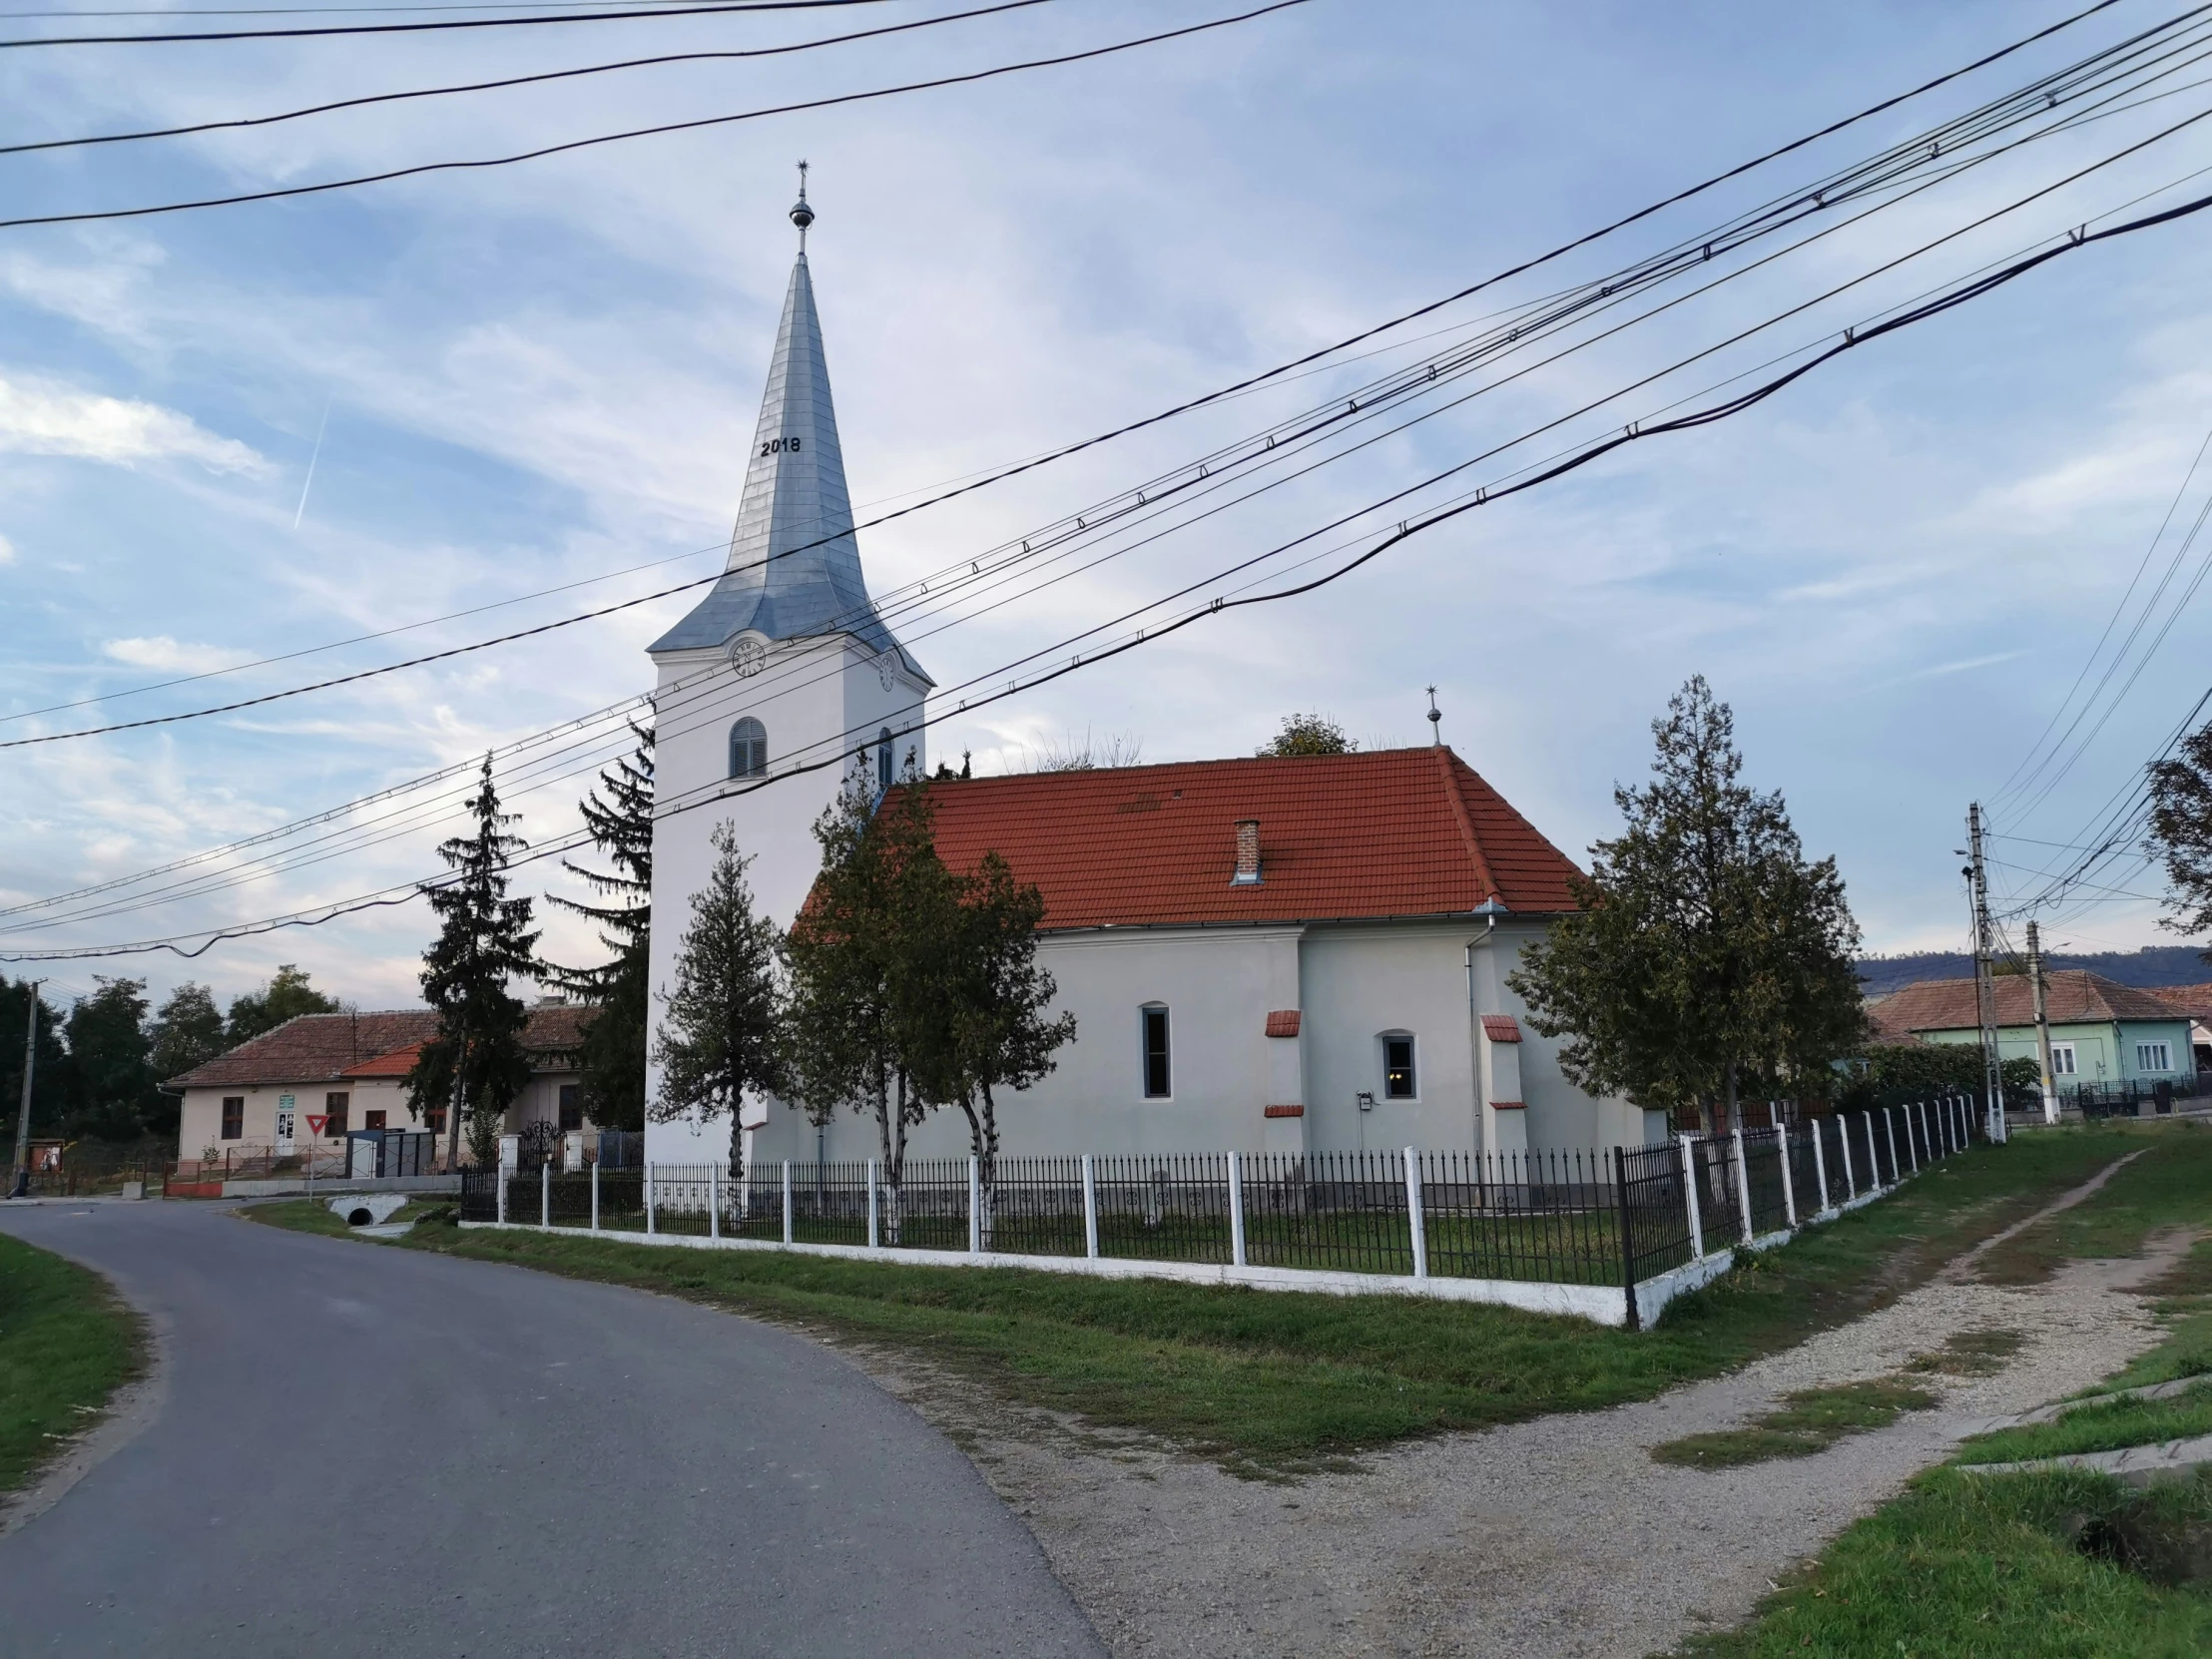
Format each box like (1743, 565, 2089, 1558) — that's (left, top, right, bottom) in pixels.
(790, 160, 814, 252)
(1426, 685, 1441, 746)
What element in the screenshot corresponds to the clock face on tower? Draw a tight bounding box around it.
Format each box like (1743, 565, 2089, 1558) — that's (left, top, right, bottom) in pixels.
(730, 638, 767, 679)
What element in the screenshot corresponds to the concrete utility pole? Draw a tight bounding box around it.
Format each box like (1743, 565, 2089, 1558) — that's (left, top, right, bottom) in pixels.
(1966, 805, 2005, 1142)
(2027, 919, 2059, 1126)
(11, 979, 42, 1198)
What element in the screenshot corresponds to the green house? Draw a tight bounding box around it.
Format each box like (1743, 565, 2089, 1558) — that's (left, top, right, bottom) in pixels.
(1870, 971, 2199, 1092)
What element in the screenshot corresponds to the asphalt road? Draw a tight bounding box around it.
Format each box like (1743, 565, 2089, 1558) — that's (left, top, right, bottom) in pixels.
(0, 1200, 1104, 1658)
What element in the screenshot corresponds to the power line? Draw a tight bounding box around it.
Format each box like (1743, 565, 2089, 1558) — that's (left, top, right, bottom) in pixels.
(0, 0, 892, 48)
(0, 0, 1054, 157)
(10, 0, 2175, 729)
(0, 1, 1310, 229)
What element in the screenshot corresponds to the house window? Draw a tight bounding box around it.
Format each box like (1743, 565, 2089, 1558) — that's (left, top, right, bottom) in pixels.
(1382, 1033, 1417, 1099)
(729, 717, 767, 780)
(1140, 1005, 1171, 1099)
(2137, 1041, 2174, 1074)
(425, 1105, 447, 1136)
(877, 728, 894, 793)
(364, 1110, 386, 1132)
(558, 1084, 584, 1133)
(324, 1092, 349, 1138)
(2050, 1043, 2076, 1076)
(221, 1097, 244, 1140)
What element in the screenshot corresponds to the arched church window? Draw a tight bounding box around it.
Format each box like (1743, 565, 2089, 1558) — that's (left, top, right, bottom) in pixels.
(877, 728, 894, 793)
(729, 717, 768, 779)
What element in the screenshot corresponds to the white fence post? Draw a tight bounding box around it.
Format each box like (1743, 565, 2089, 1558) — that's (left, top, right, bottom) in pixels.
(1837, 1115, 1855, 1200)
(1227, 1151, 1247, 1269)
(782, 1161, 794, 1246)
(497, 1162, 507, 1226)
(1864, 1114, 1881, 1193)
(866, 1160, 879, 1249)
(1081, 1154, 1099, 1260)
(541, 1160, 550, 1229)
(1732, 1127, 1754, 1245)
(1678, 1134, 1704, 1259)
(1777, 1125, 1799, 1230)
(710, 1163, 721, 1241)
(1404, 1148, 1428, 1280)
(1886, 1108, 1904, 1181)
(645, 1162, 655, 1234)
(1811, 1119, 1831, 1216)
(591, 1160, 600, 1233)
(1902, 1106, 1920, 1175)
(968, 1157, 982, 1256)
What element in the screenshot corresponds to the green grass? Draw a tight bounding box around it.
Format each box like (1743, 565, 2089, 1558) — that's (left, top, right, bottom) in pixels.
(1653, 1378, 1939, 1467)
(0, 1232, 146, 1496)
(242, 1126, 2139, 1471)
(1960, 1382, 2212, 1466)
(1673, 1121, 2212, 1655)
(1675, 1468, 2212, 1657)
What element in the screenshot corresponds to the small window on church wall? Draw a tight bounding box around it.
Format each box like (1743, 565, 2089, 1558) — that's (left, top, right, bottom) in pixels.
(1141, 1005, 1171, 1099)
(877, 728, 894, 793)
(1382, 1033, 1416, 1099)
(730, 717, 767, 779)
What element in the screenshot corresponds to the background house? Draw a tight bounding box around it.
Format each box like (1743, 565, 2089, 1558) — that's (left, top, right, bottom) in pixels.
(1868, 971, 2201, 1094)
(169, 1002, 594, 1163)
(2148, 983, 2212, 1075)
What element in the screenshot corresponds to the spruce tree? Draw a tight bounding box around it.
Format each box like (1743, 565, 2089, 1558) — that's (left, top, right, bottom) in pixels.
(1508, 677, 1864, 1132)
(652, 823, 786, 1174)
(543, 723, 653, 1132)
(406, 756, 541, 1167)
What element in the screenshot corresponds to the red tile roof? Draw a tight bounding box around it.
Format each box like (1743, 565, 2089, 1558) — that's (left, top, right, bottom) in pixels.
(168, 1003, 594, 1089)
(1480, 1015, 1523, 1043)
(1869, 971, 2192, 1037)
(1265, 1010, 1302, 1038)
(2148, 982, 2212, 1020)
(341, 1041, 424, 1079)
(911, 747, 1583, 930)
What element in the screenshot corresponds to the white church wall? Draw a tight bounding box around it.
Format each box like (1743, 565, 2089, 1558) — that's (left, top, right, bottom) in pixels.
(643, 636, 923, 1163)
(1299, 921, 1482, 1154)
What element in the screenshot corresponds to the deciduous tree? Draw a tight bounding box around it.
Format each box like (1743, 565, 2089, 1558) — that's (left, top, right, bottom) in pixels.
(406, 757, 540, 1167)
(1257, 713, 1356, 757)
(652, 824, 786, 1175)
(2148, 717, 2212, 961)
(224, 963, 338, 1046)
(1508, 677, 1864, 1132)
(64, 977, 159, 1143)
(149, 983, 227, 1085)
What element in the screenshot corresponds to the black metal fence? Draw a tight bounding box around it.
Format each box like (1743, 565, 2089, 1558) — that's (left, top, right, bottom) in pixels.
(454, 1095, 1986, 1318)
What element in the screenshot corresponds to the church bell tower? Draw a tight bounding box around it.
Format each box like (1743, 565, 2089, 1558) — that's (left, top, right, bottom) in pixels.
(643, 175, 930, 1160)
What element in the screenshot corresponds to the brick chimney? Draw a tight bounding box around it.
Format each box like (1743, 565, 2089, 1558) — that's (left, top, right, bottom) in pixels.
(1232, 819, 1263, 886)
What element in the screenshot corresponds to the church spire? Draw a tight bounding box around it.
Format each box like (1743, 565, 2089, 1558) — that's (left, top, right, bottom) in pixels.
(648, 175, 926, 683)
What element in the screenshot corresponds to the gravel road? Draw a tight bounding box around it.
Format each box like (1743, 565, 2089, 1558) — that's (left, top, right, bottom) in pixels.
(864, 1168, 2189, 1658)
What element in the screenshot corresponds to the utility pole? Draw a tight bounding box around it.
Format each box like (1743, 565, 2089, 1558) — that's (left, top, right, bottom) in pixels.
(11, 979, 43, 1199)
(1966, 805, 2005, 1143)
(2027, 919, 2059, 1126)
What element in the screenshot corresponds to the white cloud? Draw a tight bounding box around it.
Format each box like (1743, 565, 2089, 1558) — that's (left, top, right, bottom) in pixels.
(101, 635, 253, 675)
(0, 371, 269, 475)
(0, 532, 13, 564)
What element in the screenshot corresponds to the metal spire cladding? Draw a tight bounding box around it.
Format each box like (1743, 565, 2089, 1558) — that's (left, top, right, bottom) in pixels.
(651, 194, 926, 682)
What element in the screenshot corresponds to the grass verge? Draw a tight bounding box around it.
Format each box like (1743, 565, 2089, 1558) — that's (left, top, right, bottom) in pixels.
(0, 1231, 146, 1498)
(1674, 1121, 2212, 1655)
(1653, 1378, 1939, 1468)
(243, 1126, 2138, 1471)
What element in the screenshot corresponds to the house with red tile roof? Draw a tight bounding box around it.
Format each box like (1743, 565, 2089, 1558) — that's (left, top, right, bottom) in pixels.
(1868, 970, 2202, 1094)
(168, 1002, 596, 1163)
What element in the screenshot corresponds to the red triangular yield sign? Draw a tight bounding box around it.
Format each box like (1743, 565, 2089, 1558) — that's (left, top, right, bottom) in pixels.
(305, 1114, 328, 1136)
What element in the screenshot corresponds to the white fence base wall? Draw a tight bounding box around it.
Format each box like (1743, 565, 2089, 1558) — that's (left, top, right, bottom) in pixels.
(457, 1219, 1638, 1325)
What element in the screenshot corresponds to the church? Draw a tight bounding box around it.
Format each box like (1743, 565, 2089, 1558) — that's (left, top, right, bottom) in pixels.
(642, 190, 1661, 1166)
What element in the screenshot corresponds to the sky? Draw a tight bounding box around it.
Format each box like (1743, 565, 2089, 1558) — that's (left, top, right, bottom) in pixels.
(5, 0, 2212, 1015)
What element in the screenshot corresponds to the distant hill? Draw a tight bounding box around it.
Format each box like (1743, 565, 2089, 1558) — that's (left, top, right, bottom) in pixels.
(1857, 944, 2212, 998)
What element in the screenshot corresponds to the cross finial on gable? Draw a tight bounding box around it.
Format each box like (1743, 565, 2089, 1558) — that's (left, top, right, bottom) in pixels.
(791, 160, 814, 252)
